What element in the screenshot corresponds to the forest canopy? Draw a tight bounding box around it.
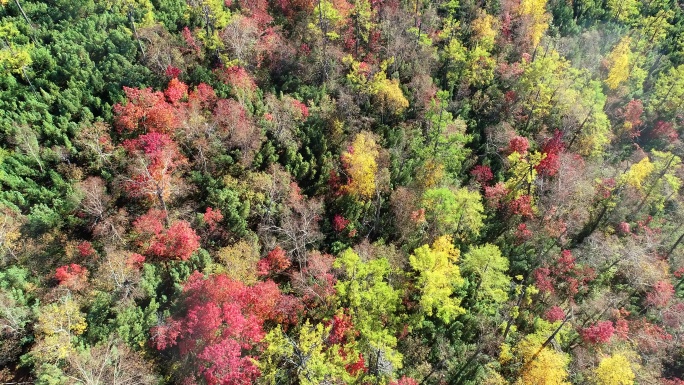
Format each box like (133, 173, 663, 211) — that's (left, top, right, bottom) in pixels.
(1, 0, 684, 384)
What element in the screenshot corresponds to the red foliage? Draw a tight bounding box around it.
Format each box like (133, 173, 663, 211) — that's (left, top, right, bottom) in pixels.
(213, 99, 260, 153)
(534, 267, 554, 294)
(164, 78, 188, 105)
(470, 165, 494, 185)
(390, 377, 420, 385)
(151, 272, 298, 385)
(148, 221, 200, 261)
(182, 27, 200, 53)
(133, 210, 200, 261)
(333, 214, 350, 232)
(127, 253, 146, 269)
(674, 267, 684, 279)
(239, 0, 272, 26)
(535, 130, 564, 177)
(534, 250, 595, 301)
(515, 223, 533, 243)
(663, 302, 684, 330)
(327, 312, 356, 345)
(204, 207, 224, 232)
(623, 99, 643, 135)
(291, 251, 336, 307)
(646, 281, 675, 308)
(215, 66, 257, 95)
(290, 98, 309, 119)
(632, 321, 673, 354)
(55, 264, 89, 290)
(581, 320, 615, 344)
(257, 246, 291, 276)
(345, 353, 367, 376)
(614, 318, 630, 340)
(122, 133, 187, 203)
(484, 182, 508, 208)
(113, 87, 181, 134)
(165, 65, 181, 78)
(661, 378, 684, 385)
(507, 135, 529, 154)
(544, 306, 566, 322)
(508, 194, 534, 218)
(77, 241, 96, 258)
(650, 120, 679, 142)
(618, 221, 631, 235)
(189, 83, 218, 109)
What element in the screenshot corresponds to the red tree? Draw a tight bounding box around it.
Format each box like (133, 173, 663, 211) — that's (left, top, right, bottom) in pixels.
(581, 320, 615, 344)
(133, 209, 200, 261)
(122, 132, 187, 210)
(113, 84, 183, 134)
(151, 272, 299, 384)
(55, 264, 89, 291)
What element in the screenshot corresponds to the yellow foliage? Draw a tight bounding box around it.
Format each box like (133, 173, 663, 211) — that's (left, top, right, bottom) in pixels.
(33, 298, 87, 360)
(416, 160, 445, 189)
(605, 37, 632, 90)
(216, 239, 260, 284)
(621, 156, 655, 190)
(595, 354, 635, 385)
(345, 57, 408, 115)
(372, 76, 409, 115)
(341, 132, 379, 199)
(518, 0, 550, 47)
(471, 10, 497, 51)
(409, 235, 465, 323)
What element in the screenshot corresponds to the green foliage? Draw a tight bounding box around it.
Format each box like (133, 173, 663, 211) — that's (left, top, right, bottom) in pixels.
(422, 187, 484, 241)
(333, 248, 403, 378)
(461, 244, 510, 305)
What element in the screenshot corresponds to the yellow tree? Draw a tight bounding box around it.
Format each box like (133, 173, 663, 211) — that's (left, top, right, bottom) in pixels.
(341, 132, 380, 200)
(409, 235, 465, 323)
(32, 297, 87, 361)
(595, 354, 635, 385)
(512, 321, 571, 385)
(605, 37, 632, 90)
(518, 0, 550, 48)
(471, 10, 497, 51)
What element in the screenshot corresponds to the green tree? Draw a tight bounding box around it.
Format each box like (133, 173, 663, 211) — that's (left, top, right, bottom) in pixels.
(461, 244, 510, 305)
(421, 187, 484, 241)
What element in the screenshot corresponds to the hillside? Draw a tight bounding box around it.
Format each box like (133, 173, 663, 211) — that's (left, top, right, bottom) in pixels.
(1, 0, 684, 384)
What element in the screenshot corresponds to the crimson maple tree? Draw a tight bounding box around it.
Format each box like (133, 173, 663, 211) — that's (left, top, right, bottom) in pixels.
(151, 272, 300, 385)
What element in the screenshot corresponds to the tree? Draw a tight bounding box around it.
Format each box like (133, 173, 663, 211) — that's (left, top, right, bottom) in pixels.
(152, 272, 298, 385)
(259, 322, 363, 385)
(604, 37, 632, 90)
(341, 131, 380, 200)
(508, 321, 571, 385)
(649, 64, 684, 120)
(421, 187, 484, 241)
(518, 0, 550, 48)
(333, 248, 403, 380)
(64, 339, 158, 385)
(132, 209, 200, 261)
(461, 244, 511, 305)
(595, 354, 635, 385)
(31, 297, 87, 361)
(410, 235, 465, 323)
(122, 132, 187, 212)
(606, 0, 640, 23)
(113, 85, 181, 134)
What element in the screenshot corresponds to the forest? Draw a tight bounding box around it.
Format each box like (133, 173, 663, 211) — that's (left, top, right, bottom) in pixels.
(1, 0, 684, 383)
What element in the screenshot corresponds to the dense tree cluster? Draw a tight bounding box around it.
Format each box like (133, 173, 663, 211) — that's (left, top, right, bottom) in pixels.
(2, 0, 684, 384)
